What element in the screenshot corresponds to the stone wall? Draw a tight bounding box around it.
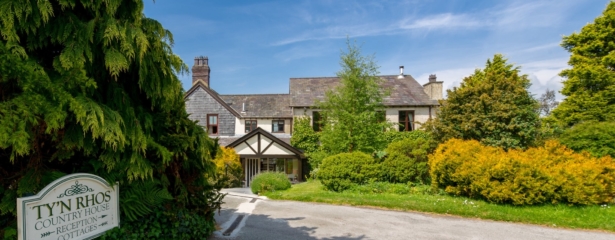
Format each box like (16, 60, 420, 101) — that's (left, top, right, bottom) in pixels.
(185, 88, 236, 136)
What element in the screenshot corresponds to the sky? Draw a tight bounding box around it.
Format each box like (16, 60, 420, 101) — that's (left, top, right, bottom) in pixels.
(143, 0, 610, 100)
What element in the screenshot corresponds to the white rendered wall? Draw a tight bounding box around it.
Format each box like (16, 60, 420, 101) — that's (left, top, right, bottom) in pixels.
(234, 118, 291, 134)
(293, 107, 433, 131)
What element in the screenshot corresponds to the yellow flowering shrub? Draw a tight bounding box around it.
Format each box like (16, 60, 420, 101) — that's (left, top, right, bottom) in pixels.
(429, 139, 615, 205)
(213, 147, 244, 187)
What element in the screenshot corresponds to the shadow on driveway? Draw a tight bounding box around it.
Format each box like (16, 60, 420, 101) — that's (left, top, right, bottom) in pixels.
(210, 212, 366, 240)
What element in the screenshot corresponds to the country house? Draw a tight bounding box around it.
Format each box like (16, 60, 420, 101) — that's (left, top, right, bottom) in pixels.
(184, 56, 443, 186)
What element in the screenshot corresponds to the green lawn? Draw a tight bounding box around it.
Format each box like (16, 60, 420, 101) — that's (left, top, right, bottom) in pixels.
(263, 181, 615, 232)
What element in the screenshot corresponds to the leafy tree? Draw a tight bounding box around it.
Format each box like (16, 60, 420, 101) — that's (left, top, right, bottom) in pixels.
(290, 116, 326, 176)
(0, 0, 221, 238)
(290, 116, 320, 154)
(425, 54, 540, 149)
(213, 147, 243, 188)
(551, 2, 615, 126)
(317, 40, 390, 154)
(559, 121, 615, 158)
(538, 89, 559, 116)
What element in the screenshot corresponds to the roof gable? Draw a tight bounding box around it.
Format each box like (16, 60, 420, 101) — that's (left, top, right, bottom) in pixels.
(227, 128, 304, 158)
(184, 82, 242, 118)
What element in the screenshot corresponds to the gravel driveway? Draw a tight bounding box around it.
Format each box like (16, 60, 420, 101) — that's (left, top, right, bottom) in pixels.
(210, 193, 615, 240)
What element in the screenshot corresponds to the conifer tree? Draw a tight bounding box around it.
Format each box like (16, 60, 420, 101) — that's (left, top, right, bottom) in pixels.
(317, 40, 389, 154)
(0, 0, 221, 238)
(551, 2, 615, 126)
(426, 54, 540, 149)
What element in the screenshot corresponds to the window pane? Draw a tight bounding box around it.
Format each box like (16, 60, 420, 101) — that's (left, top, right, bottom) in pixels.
(246, 120, 255, 133)
(313, 112, 320, 132)
(399, 111, 406, 122)
(272, 120, 284, 132)
(285, 159, 293, 174)
(267, 158, 276, 172)
(276, 159, 285, 172)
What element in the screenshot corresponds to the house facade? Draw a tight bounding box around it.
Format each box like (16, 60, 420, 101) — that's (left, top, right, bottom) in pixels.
(184, 57, 443, 186)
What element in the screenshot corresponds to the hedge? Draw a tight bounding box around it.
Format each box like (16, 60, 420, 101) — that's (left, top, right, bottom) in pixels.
(429, 139, 615, 205)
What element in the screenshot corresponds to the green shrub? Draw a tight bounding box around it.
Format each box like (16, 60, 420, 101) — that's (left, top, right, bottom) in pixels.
(382, 138, 435, 184)
(251, 172, 292, 194)
(383, 130, 432, 145)
(430, 139, 615, 205)
(101, 206, 213, 240)
(318, 152, 381, 191)
(306, 150, 330, 178)
(559, 121, 615, 158)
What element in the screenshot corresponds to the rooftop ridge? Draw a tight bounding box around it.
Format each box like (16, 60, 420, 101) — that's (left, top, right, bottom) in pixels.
(220, 93, 290, 96)
(289, 75, 409, 80)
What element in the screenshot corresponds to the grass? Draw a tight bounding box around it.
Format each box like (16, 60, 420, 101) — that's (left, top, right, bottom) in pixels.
(263, 180, 615, 232)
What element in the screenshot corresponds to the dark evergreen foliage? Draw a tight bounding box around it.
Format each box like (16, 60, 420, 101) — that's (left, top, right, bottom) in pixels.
(552, 2, 615, 126)
(424, 54, 540, 150)
(0, 0, 222, 238)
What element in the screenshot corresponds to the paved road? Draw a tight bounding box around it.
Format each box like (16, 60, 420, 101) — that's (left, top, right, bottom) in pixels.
(210, 193, 615, 240)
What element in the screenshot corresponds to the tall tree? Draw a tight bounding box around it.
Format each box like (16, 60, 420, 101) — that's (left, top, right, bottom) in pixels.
(538, 89, 559, 116)
(0, 0, 221, 238)
(551, 2, 615, 126)
(426, 54, 540, 149)
(317, 40, 389, 154)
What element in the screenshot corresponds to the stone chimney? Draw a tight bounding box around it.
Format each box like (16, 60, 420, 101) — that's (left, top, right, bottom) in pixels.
(422, 74, 443, 100)
(192, 56, 210, 87)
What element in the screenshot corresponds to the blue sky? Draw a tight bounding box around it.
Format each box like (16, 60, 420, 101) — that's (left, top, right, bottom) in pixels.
(143, 0, 609, 100)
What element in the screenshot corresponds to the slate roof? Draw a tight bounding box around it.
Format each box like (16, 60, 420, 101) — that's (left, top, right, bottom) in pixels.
(289, 75, 439, 107)
(219, 94, 293, 118)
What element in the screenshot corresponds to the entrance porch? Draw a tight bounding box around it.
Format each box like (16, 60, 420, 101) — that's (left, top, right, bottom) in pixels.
(226, 128, 305, 187)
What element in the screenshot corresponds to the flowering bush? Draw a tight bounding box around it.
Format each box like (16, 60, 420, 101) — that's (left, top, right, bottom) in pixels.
(213, 147, 244, 188)
(429, 139, 615, 205)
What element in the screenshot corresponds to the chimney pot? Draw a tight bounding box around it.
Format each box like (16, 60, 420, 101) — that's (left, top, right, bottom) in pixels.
(429, 74, 437, 82)
(192, 55, 211, 86)
(398, 66, 405, 79)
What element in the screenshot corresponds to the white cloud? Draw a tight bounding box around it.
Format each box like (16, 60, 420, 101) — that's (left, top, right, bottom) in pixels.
(272, 0, 583, 46)
(520, 42, 561, 53)
(399, 13, 481, 30)
(416, 57, 569, 100)
(520, 58, 568, 85)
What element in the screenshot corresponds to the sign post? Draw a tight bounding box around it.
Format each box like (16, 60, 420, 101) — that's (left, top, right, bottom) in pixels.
(17, 173, 120, 240)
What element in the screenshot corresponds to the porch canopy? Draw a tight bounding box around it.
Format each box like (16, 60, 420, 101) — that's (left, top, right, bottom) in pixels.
(226, 128, 305, 186)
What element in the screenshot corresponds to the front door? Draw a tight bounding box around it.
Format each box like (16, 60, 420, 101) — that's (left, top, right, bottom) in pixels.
(244, 158, 260, 187)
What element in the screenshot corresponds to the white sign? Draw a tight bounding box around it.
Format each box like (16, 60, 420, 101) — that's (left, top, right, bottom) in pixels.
(17, 173, 120, 240)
